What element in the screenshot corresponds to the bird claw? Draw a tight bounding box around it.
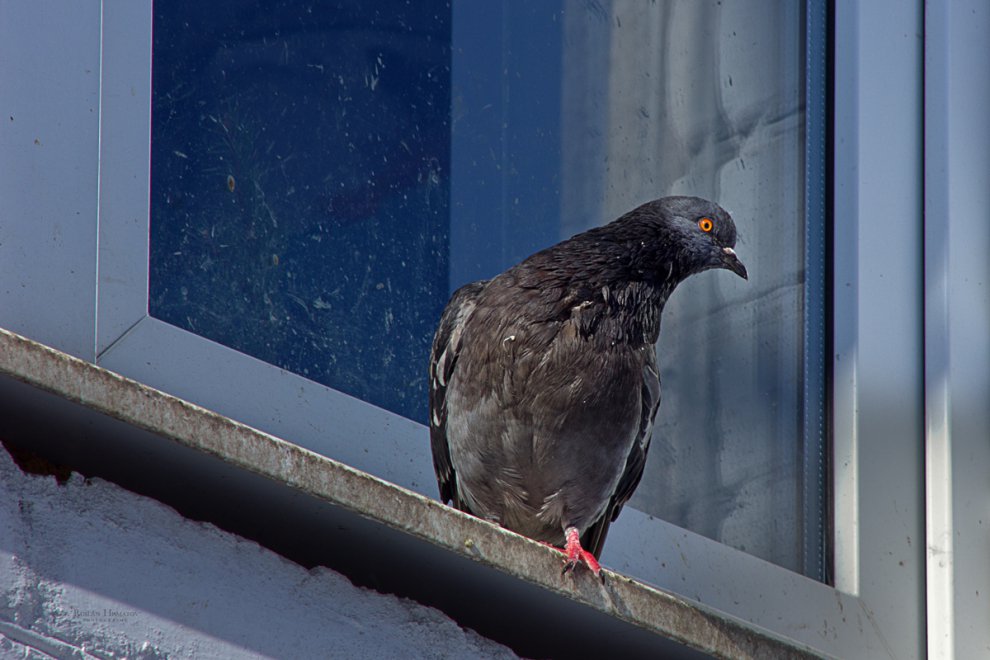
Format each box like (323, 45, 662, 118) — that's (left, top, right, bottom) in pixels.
(561, 556, 606, 583)
(561, 527, 604, 582)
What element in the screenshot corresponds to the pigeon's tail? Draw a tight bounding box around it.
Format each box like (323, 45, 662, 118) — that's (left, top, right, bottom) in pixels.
(580, 508, 613, 561)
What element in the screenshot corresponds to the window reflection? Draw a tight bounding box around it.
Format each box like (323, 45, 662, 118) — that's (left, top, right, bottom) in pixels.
(453, 1, 822, 579)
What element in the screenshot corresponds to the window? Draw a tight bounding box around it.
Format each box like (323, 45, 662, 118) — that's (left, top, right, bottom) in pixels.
(12, 0, 925, 655)
(147, 0, 827, 581)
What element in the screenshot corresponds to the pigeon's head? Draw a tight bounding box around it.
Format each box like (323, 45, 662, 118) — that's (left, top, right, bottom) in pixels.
(625, 196, 748, 282)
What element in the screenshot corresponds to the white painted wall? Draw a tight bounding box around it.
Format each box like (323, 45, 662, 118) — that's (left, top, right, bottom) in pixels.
(0, 446, 514, 659)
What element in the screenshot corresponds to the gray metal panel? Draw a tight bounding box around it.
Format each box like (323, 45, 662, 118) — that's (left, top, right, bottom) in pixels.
(832, 0, 926, 657)
(98, 316, 436, 495)
(802, 0, 829, 583)
(96, 0, 153, 357)
(0, 2, 101, 359)
(924, 1, 990, 657)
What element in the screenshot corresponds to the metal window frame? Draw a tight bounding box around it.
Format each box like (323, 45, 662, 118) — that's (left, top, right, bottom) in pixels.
(1, 0, 954, 656)
(923, 1, 990, 657)
(803, 0, 830, 584)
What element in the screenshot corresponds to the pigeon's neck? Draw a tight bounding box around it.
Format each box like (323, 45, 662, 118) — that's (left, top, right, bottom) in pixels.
(588, 279, 672, 347)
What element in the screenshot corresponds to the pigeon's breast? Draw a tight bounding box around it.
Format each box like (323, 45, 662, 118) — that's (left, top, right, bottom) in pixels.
(445, 310, 645, 542)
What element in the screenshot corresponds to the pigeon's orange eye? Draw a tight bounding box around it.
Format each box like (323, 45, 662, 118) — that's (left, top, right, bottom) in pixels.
(698, 217, 714, 232)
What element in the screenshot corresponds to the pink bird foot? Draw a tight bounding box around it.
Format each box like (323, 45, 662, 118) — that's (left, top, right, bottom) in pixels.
(561, 526, 602, 580)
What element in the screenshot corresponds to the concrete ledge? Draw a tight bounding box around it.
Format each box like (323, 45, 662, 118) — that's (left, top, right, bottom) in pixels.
(0, 327, 820, 658)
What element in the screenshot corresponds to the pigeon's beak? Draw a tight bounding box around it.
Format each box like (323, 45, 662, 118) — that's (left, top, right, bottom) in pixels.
(721, 247, 748, 280)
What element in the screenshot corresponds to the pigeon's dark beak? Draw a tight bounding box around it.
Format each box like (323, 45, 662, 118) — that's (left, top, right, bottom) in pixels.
(721, 247, 748, 280)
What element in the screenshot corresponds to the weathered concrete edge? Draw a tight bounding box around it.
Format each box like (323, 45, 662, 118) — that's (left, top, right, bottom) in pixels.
(0, 327, 820, 659)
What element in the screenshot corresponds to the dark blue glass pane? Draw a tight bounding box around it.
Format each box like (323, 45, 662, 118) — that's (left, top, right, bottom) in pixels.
(150, 1, 451, 422)
(449, 3, 564, 287)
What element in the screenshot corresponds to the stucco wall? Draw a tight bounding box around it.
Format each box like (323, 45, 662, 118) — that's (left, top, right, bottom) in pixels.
(0, 445, 514, 659)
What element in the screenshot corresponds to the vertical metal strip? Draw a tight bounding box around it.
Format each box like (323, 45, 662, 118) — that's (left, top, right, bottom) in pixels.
(922, 3, 953, 656)
(803, 0, 829, 583)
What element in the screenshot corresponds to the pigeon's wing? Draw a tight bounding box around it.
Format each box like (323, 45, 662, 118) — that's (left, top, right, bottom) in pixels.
(581, 356, 661, 559)
(428, 279, 487, 510)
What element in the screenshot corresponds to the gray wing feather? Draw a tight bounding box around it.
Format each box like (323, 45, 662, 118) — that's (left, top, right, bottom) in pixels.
(428, 280, 487, 509)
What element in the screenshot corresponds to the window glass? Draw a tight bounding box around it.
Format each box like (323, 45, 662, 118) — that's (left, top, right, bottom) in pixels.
(150, 1, 450, 422)
(150, 0, 826, 580)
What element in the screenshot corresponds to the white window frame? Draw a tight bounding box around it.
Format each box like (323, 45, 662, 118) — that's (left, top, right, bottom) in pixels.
(5, 0, 988, 656)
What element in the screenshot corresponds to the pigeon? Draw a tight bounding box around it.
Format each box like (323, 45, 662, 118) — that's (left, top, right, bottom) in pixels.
(428, 196, 747, 577)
